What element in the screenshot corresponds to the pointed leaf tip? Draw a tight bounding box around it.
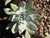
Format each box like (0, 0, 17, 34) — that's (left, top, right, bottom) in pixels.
(5, 0, 11, 5)
(10, 3, 18, 11)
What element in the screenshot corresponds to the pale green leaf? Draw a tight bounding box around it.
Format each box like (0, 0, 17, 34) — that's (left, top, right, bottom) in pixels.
(5, 0, 11, 5)
(27, 22, 38, 31)
(26, 8, 37, 15)
(4, 8, 14, 15)
(10, 3, 18, 11)
(25, 31, 31, 38)
(11, 23, 18, 33)
(26, 26, 35, 35)
(32, 20, 40, 25)
(8, 14, 18, 22)
(30, 14, 42, 20)
(26, 0, 33, 9)
(26, 16, 32, 22)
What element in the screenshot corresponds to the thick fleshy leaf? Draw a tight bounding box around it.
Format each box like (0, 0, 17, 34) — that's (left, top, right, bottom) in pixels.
(6, 22, 15, 30)
(4, 8, 14, 15)
(26, 8, 37, 15)
(5, 1, 42, 36)
(27, 22, 38, 31)
(19, 1, 26, 8)
(26, 26, 35, 35)
(15, 1, 26, 15)
(30, 14, 42, 20)
(18, 20, 27, 33)
(26, 16, 32, 22)
(25, 31, 31, 38)
(32, 20, 40, 25)
(8, 14, 18, 22)
(11, 23, 18, 33)
(5, 0, 11, 5)
(10, 3, 18, 11)
(15, 7, 25, 14)
(26, 0, 33, 9)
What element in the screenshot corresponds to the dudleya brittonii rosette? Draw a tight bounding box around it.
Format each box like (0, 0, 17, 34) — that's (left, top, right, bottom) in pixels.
(4, 0, 42, 38)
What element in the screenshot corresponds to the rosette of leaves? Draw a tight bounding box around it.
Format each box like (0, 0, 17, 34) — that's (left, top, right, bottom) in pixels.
(4, 0, 42, 38)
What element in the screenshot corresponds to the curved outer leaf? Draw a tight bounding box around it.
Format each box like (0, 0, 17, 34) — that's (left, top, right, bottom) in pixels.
(29, 14, 42, 20)
(25, 31, 31, 38)
(27, 22, 38, 31)
(32, 20, 39, 25)
(8, 14, 19, 22)
(4, 8, 14, 15)
(10, 3, 18, 11)
(6, 22, 15, 30)
(26, 16, 32, 22)
(11, 23, 18, 33)
(18, 20, 27, 33)
(15, 1, 26, 15)
(26, 26, 35, 35)
(5, 1, 42, 37)
(5, 0, 11, 5)
(26, 0, 33, 9)
(19, 1, 26, 8)
(26, 8, 37, 15)
(8, 15, 16, 21)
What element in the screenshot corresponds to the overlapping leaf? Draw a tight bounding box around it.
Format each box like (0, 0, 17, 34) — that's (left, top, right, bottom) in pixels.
(29, 14, 42, 20)
(5, 1, 42, 38)
(27, 22, 38, 31)
(26, 26, 35, 35)
(10, 3, 18, 11)
(4, 8, 14, 15)
(6, 22, 15, 30)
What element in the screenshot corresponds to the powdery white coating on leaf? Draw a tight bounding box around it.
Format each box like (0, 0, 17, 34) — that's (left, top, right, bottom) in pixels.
(19, 20, 27, 32)
(12, 15, 16, 21)
(4, 8, 15, 15)
(5, 1, 42, 38)
(16, 7, 25, 14)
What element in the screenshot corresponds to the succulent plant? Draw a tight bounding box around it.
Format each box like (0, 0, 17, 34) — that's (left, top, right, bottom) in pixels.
(4, 0, 42, 38)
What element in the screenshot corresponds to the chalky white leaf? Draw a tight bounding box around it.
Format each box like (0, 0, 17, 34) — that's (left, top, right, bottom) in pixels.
(19, 20, 27, 33)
